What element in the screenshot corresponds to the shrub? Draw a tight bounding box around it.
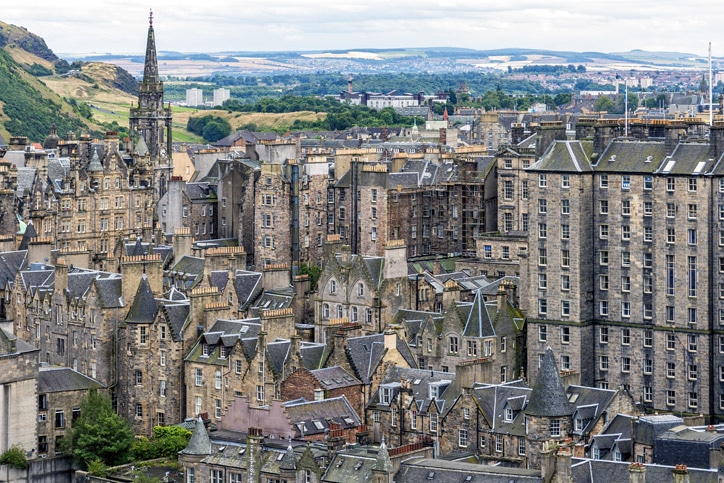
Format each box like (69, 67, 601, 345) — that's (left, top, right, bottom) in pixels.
(0, 446, 28, 470)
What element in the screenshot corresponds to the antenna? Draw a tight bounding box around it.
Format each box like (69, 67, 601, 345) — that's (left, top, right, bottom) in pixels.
(709, 42, 713, 127)
(149, 9, 153, 26)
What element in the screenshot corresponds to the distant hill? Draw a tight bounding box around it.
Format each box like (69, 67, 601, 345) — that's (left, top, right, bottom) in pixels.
(0, 20, 140, 143)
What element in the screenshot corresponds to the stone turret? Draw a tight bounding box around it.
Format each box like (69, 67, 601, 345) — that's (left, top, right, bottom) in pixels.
(372, 437, 394, 483)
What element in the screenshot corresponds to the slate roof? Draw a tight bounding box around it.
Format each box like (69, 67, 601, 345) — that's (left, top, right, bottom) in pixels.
(322, 447, 378, 483)
(462, 291, 495, 338)
(633, 414, 683, 446)
(524, 348, 572, 417)
(160, 302, 190, 341)
(283, 395, 361, 438)
(0, 250, 27, 291)
(95, 276, 124, 308)
(567, 385, 619, 436)
(167, 256, 205, 290)
(186, 318, 262, 365)
(0, 328, 38, 356)
(180, 417, 212, 456)
(371, 366, 454, 415)
(38, 366, 103, 393)
(209, 271, 230, 293)
(234, 270, 263, 310)
(299, 342, 327, 370)
(594, 140, 667, 173)
(473, 380, 531, 436)
(16, 167, 36, 197)
(570, 459, 717, 483)
(309, 367, 361, 390)
(345, 333, 416, 384)
(396, 458, 542, 482)
(528, 140, 592, 172)
(125, 275, 158, 323)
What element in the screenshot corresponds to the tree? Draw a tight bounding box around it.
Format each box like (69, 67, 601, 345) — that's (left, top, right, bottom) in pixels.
(65, 391, 134, 470)
(594, 96, 615, 112)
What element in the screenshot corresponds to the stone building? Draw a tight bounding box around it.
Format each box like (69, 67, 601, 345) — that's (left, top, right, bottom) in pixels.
(314, 243, 409, 343)
(524, 120, 724, 418)
(0, 327, 38, 455)
(36, 365, 103, 457)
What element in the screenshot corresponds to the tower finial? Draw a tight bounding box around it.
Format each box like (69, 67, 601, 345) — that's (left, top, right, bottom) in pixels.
(149, 8, 153, 26)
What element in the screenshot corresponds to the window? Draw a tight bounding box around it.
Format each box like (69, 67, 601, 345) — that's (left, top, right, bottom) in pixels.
(467, 340, 477, 357)
(621, 357, 631, 373)
(55, 410, 65, 428)
(139, 326, 147, 345)
(160, 350, 166, 367)
(621, 225, 630, 240)
(561, 199, 570, 215)
(600, 356, 609, 371)
(195, 368, 202, 386)
(561, 275, 570, 291)
(599, 175, 609, 188)
(666, 255, 675, 296)
(539, 174, 547, 187)
(644, 201, 652, 215)
(620, 200, 631, 216)
(256, 385, 264, 401)
(519, 438, 526, 456)
(561, 327, 570, 343)
(538, 223, 547, 238)
(550, 419, 561, 437)
(561, 355, 570, 370)
(599, 300, 609, 316)
(522, 181, 529, 200)
(410, 410, 418, 429)
(688, 256, 697, 298)
(464, 407, 470, 420)
(430, 413, 438, 433)
(644, 226, 652, 242)
(561, 250, 570, 267)
(599, 250, 609, 265)
(538, 299, 547, 316)
(621, 276, 630, 292)
(688, 364, 698, 381)
(644, 358, 652, 374)
(667, 333, 676, 350)
(667, 362, 676, 378)
(561, 224, 570, 239)
(666, 227, 675, 244)
(538, 199, 548, 214)
(459, 429, 469, 447)
(538, 273, 547, 289)
(599, 200, 608, 214)
(667, 390, 676, 406)
(538, 325, 548, 342)
(501, 337, 507, 353)
(539, 248, 547, 266)
(136, 404, 143, 418)
(622, 175, 630, 189)
(688, 334, 697, 352)
(599, 327, 609, 343)
(135, 370, 143, 385)
(688, 178, 698, 192)
(688, 203, 697, 218)
(643, 275, 652, 293)
(599, 274, 609, 290)
(215, 370, 222, 390)
(503, 181, 513, 200)
(449, 336, 459, 353)
(561, 300, 570, 317)
(642, 252, 652, 268)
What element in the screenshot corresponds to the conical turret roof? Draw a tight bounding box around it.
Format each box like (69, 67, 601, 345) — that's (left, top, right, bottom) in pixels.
(280, 439, 297, 470)
(524, 347, 572, 417)
(374, 437, 393, 473)
(179, 417, 211, 455)
(125, 274, 158, 324)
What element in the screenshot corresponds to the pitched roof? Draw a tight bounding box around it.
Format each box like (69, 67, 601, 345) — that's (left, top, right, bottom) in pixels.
(283, 395, 361, 437)
(125, 275, 158, 323)
(310, 366, 361, 390)
(38, 366, 103, 393)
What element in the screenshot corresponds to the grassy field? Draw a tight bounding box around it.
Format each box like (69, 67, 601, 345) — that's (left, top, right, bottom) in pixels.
(41, 69, 327, 141)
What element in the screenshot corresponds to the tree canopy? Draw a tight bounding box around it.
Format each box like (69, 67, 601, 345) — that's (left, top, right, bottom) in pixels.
(65, 391, 134, 470)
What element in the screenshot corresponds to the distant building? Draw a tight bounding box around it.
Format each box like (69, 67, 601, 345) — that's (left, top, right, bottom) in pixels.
(213, 88, 230, 107)
(186, 88, 203, 107)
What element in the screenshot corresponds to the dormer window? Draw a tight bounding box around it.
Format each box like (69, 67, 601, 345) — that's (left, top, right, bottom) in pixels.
(380, 386, 393, 404)
(202, 343, 210, 357)
(330, 280, 337, 294)
(504, 406, 513, 422)
(219, 346, 227, 359)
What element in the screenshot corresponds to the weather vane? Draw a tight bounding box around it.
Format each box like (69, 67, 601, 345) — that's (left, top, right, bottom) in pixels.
(149, 9, 153, 26)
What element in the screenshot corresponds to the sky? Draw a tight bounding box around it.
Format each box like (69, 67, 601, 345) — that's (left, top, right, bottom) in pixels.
(3, 1, 723, 56)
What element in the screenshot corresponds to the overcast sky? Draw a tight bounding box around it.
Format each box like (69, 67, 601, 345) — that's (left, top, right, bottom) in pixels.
(3, 1, 722, 56)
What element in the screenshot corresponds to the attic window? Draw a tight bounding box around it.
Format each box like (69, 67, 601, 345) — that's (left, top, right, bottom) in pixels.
(277, 453, 284, 461)
(354, 461, 363, 470)
(413, 379, 421, 385)
(427, 472, 435, 480)
(313, 421, 325, 430)
(336, 459, 344, 467)
(568, 393, 579, 403)
(343, 418, 355, 425)
(465, 477, 472, 482)
(240, 326, 249, 334)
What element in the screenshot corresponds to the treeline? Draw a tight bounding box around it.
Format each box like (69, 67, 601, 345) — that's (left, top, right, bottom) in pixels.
(186, 114, 232, 142)
(509, 64, 586, 74)
(221, 95, 421, 131)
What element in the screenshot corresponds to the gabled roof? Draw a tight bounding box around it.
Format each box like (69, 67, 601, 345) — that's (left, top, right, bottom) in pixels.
(300, 342, 327, 370)
(462, 291, 495, 338)
(345, 333, 416, 384)
(234, 270, 263, 310)
(125, 275, 158, 324)
(473, 380, 530, 435)
(594, 140, 666, 173)
(0, 250, 28, 290)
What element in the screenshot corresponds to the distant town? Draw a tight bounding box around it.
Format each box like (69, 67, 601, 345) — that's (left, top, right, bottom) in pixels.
(4, 13, 724, 483)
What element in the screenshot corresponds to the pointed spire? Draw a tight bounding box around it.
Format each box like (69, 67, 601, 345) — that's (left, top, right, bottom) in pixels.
(143, 10, 159, 85)
(180, 416, 212, 455)
(443, 107, 449, 121)
(125, 274, 158, 323)
(525, 347, 572, 417)
(374, 436, 393, 473)
(280, 437, 297, 470)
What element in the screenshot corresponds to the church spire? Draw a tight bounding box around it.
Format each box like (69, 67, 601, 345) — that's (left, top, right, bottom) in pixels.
(143, 9, 159, 85)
